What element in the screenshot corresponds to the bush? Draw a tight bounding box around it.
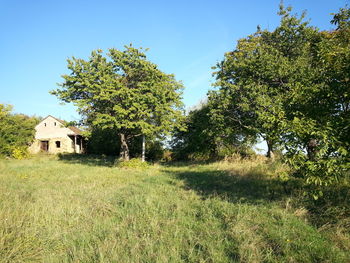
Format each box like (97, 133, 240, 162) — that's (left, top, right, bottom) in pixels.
(11, 147, 29, 160)
(0, 104, 40, 157)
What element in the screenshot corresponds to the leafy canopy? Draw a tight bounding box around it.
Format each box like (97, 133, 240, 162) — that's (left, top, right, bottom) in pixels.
(51, 45, 186, 158)
(210, 5, 350, 190)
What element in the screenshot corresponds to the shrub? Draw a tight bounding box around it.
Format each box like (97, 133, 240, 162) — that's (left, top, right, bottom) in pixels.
(11, 147, 29, 160)
(0, 104, 40, 157)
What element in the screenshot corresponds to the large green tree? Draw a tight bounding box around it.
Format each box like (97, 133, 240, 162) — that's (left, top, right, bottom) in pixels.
(276, 6, 350, 187)
(210, 5, 350, 188)
(211, 5, 321, 158)
(319, 6, 350, 148)
(52, 45, 185, 160)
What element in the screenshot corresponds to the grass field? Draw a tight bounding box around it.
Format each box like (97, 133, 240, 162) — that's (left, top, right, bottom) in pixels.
(0, 155, 349, 262)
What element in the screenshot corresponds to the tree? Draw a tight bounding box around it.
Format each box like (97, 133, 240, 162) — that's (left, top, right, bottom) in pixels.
(211, 5, 321, 159)
(211, 5, 350, 189)
(320, 6, 350, 148)
(0, 104, 40, 156)
(52, 45, 185, 161)
(284, 6, 350, 187)
(171, 100, 255, 160)
(171, 103, 216, 160)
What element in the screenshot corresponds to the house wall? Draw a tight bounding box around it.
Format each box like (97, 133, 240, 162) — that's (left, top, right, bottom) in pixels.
(28, 137, 75, 154)
(35, 116, 74, 140)
(28, 116, 82, 154)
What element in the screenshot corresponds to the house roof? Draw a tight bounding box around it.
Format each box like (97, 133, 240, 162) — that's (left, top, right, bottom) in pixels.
(67, 126, 82, 135)
(41, 115, 83, 135)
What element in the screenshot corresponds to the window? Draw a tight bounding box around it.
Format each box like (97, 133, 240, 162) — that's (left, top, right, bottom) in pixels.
(44, 123, 46, 127)
(54, 122, 56, 126)
(55, 141, 61, 148)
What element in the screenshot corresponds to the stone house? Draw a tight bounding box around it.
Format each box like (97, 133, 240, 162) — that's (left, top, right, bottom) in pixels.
(29, 115, 85, 154)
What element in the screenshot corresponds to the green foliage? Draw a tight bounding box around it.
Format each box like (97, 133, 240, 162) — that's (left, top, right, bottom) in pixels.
(331, 5, 350, 29)
(0, 104, 40, 157)
(171, 102, 255, 161)
(171, 103, 216, 160)
(51, 45, 185, 160)
(211, 4, 321, 155)
(210, 5, 350, 190)
(282, 6, 350, 192)
(143, 139, 164, 161)
(86, 127, 121, 156)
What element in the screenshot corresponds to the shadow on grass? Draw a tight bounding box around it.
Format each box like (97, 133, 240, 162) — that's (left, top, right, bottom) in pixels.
(305, 184, 350, 228)
(57, 153, 117, 167)
(165, 167, 350, 230)
(56, 154, 350, 229)
(164, 168, 302, 205)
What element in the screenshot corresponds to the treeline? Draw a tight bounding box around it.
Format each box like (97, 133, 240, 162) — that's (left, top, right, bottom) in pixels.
(2, 5, 349, 190)
(172, 5, 350, 187)
(0, 104, 40, 158)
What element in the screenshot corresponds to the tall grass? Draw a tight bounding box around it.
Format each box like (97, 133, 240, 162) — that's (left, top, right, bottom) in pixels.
(0, 155, 349, 262)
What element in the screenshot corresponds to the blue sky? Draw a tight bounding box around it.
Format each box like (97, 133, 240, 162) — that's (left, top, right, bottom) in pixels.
(0, 0, 348, 122)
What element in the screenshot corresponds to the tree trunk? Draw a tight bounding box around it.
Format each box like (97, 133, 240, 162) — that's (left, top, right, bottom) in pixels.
(141, 135, 146, 162)
(266, 139, 275, 159)
(119, 133, 130, 161)
(307, 139, 317, 161)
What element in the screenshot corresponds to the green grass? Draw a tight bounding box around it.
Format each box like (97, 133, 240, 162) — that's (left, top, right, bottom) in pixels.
(0, 155, 349, 262)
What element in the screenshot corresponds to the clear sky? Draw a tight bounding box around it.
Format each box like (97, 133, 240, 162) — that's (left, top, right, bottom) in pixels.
(0, 0, 348, 122)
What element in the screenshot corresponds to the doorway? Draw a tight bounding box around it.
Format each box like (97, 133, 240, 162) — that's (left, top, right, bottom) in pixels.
(40, 141, 49, 152)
